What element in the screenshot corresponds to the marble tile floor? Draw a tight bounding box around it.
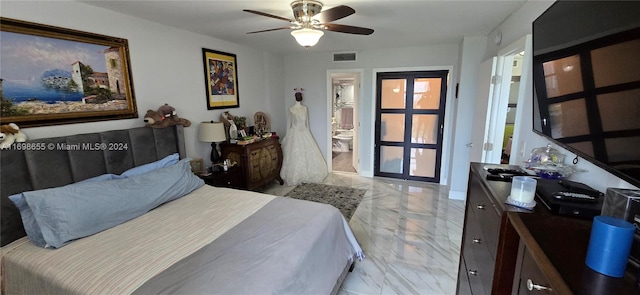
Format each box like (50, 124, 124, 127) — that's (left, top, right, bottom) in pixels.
(332, 151, 357, 173)
(262, 172, 466, 295)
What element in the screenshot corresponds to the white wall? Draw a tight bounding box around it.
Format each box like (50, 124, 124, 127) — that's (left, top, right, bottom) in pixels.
(447, 36, 488, 200)
(484, 1, 555, 60)
(283, 45, 460, 179)
(2, 1, 285, 168)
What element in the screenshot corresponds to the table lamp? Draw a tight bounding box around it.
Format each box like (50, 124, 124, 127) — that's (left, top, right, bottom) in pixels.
(198, 121, 227, 164)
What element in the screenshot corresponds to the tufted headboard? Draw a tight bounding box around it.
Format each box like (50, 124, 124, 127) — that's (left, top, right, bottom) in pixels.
(1, 125, 186, 246)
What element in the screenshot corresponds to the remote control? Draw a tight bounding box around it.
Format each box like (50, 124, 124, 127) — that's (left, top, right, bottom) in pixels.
(551, 191, 598, 203)
(487, 168, 529, 176)
(486, 173, 515, 182)
(558, 179, 602, 197)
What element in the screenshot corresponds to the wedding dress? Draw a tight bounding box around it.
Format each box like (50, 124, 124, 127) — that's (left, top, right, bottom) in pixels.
(280, 101, 328, 186)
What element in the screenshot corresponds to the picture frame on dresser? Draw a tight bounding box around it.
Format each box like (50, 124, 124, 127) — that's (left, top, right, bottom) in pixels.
(189, 158, 204, 174)
(0, 17, 138, 127)
(202, 48, 239, 110)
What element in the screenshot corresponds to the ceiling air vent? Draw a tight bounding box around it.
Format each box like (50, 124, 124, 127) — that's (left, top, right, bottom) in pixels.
(333, 52, 357, 62)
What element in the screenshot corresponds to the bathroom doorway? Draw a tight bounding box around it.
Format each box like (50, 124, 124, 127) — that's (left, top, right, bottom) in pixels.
(329, 71, 360, 173)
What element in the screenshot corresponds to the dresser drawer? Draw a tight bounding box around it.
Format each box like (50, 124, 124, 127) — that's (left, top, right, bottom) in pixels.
(203, 167, 243, 189)
(462, 210, 494, 295)
(468, 176, 501, 259)
(457, 257, 473, 295)
(516, 247, 556, 295)
(475, 202, 501, 259)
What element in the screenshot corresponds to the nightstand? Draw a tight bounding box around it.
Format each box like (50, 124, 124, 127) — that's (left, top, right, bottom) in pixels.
(199, 166, 242, 189)
(220, 137, 284, 191)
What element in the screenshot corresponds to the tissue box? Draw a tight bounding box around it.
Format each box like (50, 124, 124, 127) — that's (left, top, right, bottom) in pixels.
(602, 188, 640, 230)
(601, 188, 640, 266)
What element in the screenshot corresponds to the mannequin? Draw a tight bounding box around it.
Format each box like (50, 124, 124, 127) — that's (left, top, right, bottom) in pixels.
(280, 88, 328, 186)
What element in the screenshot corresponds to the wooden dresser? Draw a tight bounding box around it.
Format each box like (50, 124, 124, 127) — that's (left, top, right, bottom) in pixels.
(457, 163, 530, 295)
(457, 163, 638, 294)
(220, 138, 284, 191)
(505, 212, 638, 294)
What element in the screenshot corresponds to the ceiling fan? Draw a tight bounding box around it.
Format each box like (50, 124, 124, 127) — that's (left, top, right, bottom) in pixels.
(243, 0, 374, 47)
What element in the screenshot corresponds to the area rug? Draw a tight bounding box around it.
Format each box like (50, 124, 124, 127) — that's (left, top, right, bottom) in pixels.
(284, 183, 366, 220)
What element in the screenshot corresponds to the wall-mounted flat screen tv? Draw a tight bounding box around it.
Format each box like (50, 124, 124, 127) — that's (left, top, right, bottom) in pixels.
(532, 0, 640, 188)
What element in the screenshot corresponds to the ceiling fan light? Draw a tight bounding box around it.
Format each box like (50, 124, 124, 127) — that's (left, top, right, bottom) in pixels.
(290, 28, 324, 47)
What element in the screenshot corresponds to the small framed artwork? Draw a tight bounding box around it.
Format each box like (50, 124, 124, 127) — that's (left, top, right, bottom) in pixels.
(202, 48, 239, 110)
(189, 158, 204, 174)
(0, 17, 138, 127)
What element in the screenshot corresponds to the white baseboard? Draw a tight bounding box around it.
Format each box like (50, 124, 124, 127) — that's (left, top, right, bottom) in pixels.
(449, 190, 467, 200)
(359, 169, 374, 178)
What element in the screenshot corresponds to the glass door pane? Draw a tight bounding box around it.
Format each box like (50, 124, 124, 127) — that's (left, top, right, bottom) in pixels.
(380, 146, 404, 174)
(411, 114, 438, 144)
(413, 78, 442, 109)
(381, 79, 406, 109)
(410, 148, 436, 177)
(381, 114, 405, 142)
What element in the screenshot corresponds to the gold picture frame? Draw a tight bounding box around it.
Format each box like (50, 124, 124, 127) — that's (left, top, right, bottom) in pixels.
(0, 17, 138, 127)
(202, 48, 239, 110)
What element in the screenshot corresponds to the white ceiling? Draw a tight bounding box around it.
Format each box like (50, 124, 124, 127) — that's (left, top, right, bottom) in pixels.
(79, 0, 527, 55)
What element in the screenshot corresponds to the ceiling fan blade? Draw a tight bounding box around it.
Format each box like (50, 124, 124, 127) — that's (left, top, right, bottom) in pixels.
(243, 9, 294, 22)
(323, 24, 374, 35)
(314, 5, 355, 23)
(246, 27, 292, 34)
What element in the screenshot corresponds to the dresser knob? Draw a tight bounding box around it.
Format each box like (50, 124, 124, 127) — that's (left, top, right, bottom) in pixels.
(527, 279, 551, 291)
(476, 204, 485, 209)
(469, 270, 478, 276)
(472, 238, 482, 244)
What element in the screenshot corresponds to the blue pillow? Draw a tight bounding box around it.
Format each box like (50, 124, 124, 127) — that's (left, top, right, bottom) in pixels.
(77, 173, 125, 183)
(121, 153, 179, 177)
(8, 193, 47, 247)
(14, 158, 203, 248)
(77, 153, 179, 183)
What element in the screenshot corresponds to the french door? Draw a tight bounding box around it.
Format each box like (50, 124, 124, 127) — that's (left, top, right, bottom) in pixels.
(374, 71, 448, 182)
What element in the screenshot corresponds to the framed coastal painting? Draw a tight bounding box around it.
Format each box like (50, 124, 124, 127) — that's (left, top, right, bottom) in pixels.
(202, 48, 239, 110)
(0, 18, 138, 127)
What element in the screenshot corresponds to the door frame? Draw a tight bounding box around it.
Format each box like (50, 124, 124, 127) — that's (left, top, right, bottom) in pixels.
(487, 35, 531, 164)
(502, 35, 531, 165)
(326, 69, 363, 173)
(469, 57, 498, 163)
(371, 66, 455, 185)
(374, 70, 449, 182)
(470, 35, 531, 164)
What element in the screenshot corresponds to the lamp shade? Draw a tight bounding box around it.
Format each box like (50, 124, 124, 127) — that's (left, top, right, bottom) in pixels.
(198, 121, 226, 143)
(291, 28, 324, 47)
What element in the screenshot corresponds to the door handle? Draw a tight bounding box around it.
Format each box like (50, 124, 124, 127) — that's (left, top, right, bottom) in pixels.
(527, 279, 551, 291)
(466, 143, 474, 148)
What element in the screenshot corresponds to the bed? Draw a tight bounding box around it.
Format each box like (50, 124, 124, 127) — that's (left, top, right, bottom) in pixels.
(0, 125, 363, 294)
